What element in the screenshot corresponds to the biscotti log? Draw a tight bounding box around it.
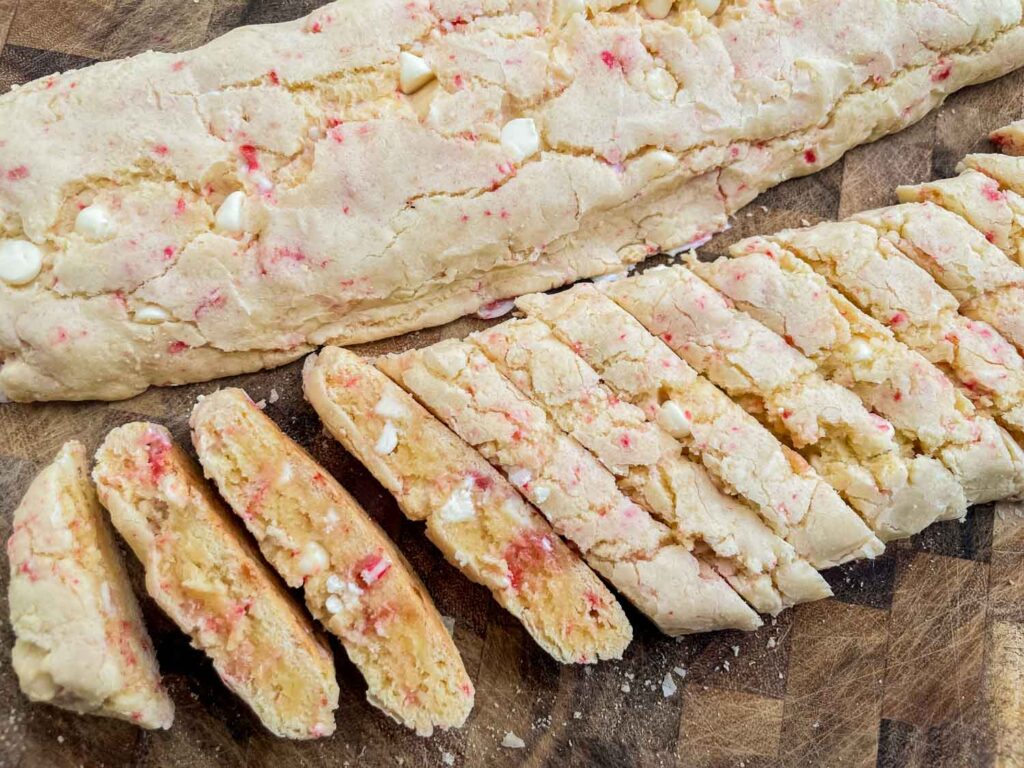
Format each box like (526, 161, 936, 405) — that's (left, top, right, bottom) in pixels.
(2, 1, 1024, 402)
(190, 388, 474, 735)
(379, 341, 763, 634)
(7, 441, 174, 729)
(93, 423, 339, 739)
(517, 284, 880, 569)
(468, 317, 830, 614)
(302, 347, 633, 664)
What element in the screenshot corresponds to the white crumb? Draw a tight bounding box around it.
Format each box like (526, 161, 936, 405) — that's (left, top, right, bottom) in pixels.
(662, 673, 677, 698)
(268, 387, 280, 404)
(441, 616, 456, 637)
(501, 732, 526, 749)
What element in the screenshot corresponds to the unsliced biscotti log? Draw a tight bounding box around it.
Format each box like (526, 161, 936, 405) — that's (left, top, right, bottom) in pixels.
(3, 1, 1024, 403)
(855, 202, 1024, 357)
(698, 241, 984, 512)
(302, 347, 632, 664)
(379, 341, 762, 634)
(897, 171, 1024, 265)
(7, 441, 173, 729)
(768, 220, 1024, 456)
(190, 388, 473, 736)
(468, 317, 831, 615)
(992, 119, 1024, 155)
(516, 284, 880, 569)
(604, 266, 934, 544)
(93, 423, 339, 739)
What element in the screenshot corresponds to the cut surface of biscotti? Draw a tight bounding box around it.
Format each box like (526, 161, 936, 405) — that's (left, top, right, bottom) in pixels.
(468, 317, 830, 614)
(379, 341, 762, 635)
(992, 119, 1024, 155)
(302, 347, 632, 664)
(700, 239, 988, 514)
(516, 284, 879, 569)
(3, 1, 1024, 403)
(960, 154, 1024, 198)
(603, 266, 925, 543)
(769, 219, 1024, 474)
(190, 388, 474, 735)
(93, 423, 339, 739)
(7, 441, 173, 729)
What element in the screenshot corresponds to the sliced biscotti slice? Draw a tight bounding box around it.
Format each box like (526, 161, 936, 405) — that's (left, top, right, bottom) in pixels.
(379, 341, 761, 635)
(769, 220, 1024, 451)
(302, 348, 631, 664)
(468, 317, 830, 615)
(7, 441, 173, 729)
(960, 154, 1024, 196)
(698, 239, 999, 509)
(190, 388, 473, 735)
(992, 119, 1024, 155)
(855, 201, 1024, 352)
(516, 284, 879, 569)
(93, 423, 339, 739)
(604, 266, 936, 544)
(896, 171, 1024, 265)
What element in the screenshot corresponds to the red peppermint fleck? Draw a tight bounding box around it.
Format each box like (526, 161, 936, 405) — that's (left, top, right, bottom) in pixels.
(171, 60, 185, 72)
(194, 289, 227, 319)
(505, 531, 557, 591)
(167, 340, 189, 354)
(617, 433, 633, 449)
(18, 560, 39, 582)
(239, 144, 260, 172)
(162, 246, 175, 260)
(326, 117, 343, 129)
(143, 429, 172, 483)
(889, 311, 907, 327)
(892, 389, 903, 402)
(471, 473, 493, 491)
(175, 197, 187, 214)
(982, 181, 1005, 203)
(268, 69, 281, 86)
(453, 73, 464, 88)
(6, 165, 29, 181)
(986, 231, 996, 243)
(310, 21, 323, 33)
(600, 50, 620, 70)
(51, 327, 70, 345)
(245, 480, 269, 518)
(153, 144, 169, 157)
(355, 552, 392, 587)
(931, 60, 952, 83)
(803, 149, 818, 164)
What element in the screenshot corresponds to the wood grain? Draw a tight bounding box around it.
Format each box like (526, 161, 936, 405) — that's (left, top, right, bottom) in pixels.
(1, 2, 1023, 767)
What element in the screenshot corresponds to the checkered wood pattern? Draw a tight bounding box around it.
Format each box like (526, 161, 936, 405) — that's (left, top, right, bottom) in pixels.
(0, 2, 1023, 767)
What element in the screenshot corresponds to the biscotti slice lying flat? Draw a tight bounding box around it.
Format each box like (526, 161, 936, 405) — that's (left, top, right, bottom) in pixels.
(699, 240, 986, 512)
(7, 441, 173, 728)
(190, 388, 473, 735)
(516, 284, 877, 569)
(3, 1, 1024, 403)
(302, 347, 632, 664)
(769, 220, 1024, 454)
(992, 119, 1024, 155)
(468, 317, 830, 615)
(604, 266, 925, 544)
(93, 423, 339, 739)
(379, 341, 761, 635)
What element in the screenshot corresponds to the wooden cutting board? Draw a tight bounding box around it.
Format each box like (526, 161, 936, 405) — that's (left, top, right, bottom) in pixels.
(1, 2, 1023, 766)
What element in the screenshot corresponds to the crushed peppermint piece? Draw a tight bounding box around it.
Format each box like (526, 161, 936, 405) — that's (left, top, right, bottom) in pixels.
(662, 672, 677, 698)
(501, 732, 526, 749)
(375, 420, 399, 455)
(476, 299, 516, 319)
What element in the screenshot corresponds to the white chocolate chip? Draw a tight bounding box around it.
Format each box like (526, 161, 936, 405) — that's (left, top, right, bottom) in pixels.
(0, 240, 42, 286)
(324, 594, 344, 615)
(133, 304, 171, 324)
(398, 52, 435, 94)
(501, 118, 540, 163)
(440, 482, 476, 522)
(657, 401, 692, 437)
(215, 191, 247, 234)
(532, 485, 551, 504)
(641, 0, 674, 18)
(74, 205, 116, 241)
(849, 339, 873, 362)
(694, 0, 721, 16)
(297, 541, 329, 577)
(645, 68, 678, 101)
(373, 392, 410, 420)
(508, 468, 532, 488)
(375, 420, 399, 455)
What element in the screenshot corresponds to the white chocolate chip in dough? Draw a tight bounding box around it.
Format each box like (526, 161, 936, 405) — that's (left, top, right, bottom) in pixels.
(133, 304, 171, 324)
(694, 0, 721, 16)
(501, 118, 540, 163)
(646, 68, 678, 101)
(508, 467, 532, 488)
(440, 481, 476, 522)
(399, 52, 435, 95)
(532, 485, 551, 504)
(74, 205, 116, 241)
(215, 191, 247, 233)
(324, 594, 343, 615)
(375, 420, 399, 455)
(0, 239, 42, 285)
(848, 339, 873, 362)
(373, 392, 410, 420)
(657, 401, 692, 437)
(641, 0, 674, 19)
(297, 541, 329, 577)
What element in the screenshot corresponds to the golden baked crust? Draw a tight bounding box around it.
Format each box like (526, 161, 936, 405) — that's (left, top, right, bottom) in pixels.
(7, 441, 173, 728)
(302, 347, 633, 663)
(190, 388, 474, 735)
(93, 423, 339, 740)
